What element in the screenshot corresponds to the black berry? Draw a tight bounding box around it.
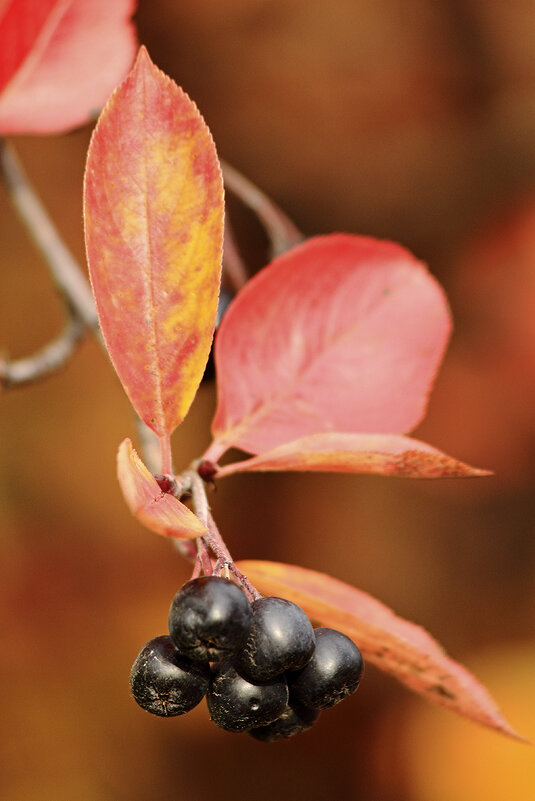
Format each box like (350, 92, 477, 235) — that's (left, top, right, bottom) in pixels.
(248, 700, 319, 742)
(288, 627, 363, 710)
(129, 635, 210, 717)
(235, 597, 315, 681)
(207, 662, 288, 733)
(168, 576, 253, 662)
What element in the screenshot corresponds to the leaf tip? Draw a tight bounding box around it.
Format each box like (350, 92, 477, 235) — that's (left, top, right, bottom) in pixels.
(116, 438, 207, 539)
(134, 43, 152, 69)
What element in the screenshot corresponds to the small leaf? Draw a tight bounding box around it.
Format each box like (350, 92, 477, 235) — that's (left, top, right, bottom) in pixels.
(84, 47, 224, 438)
(210, 234, 451, 459)
(237, 560, 523, 740)
(216, 432, 490, 478)
(117, 438, 206, 539)
(0, 0, 137, 134)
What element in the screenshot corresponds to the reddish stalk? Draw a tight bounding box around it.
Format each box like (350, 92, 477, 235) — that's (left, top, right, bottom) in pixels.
(182, 468, 261, 599)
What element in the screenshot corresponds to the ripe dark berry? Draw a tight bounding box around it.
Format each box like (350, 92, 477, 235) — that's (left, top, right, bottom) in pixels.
(207, 662, 288, 733)
(235, 597, 315, 681)
(248, 701, 319, 742)
(288, 627, 363, 710)
(168, 576, 253, 662)
(129, 635, 210, 717)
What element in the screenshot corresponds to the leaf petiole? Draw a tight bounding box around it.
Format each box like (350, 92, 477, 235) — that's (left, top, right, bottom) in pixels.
(159, 434, 173, 477)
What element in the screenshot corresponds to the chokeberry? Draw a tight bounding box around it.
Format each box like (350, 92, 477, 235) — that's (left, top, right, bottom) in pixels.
(207, 662, 288, 733)
(129, 635, 210, 717)
(168, 576, 253, 662)
(235, 597, 315, 681)
(248, 700, 319, 742)
(288, 627, 363, 710)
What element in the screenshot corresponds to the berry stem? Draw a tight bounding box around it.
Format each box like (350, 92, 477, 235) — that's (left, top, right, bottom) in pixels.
(184, 469, 210, 526)
(206, 512, 261, 600)
(227, 562, 262, 601)
(190, 558, 202, 579)
(196, 536, 214, 575)
(180, 467, 261, 599)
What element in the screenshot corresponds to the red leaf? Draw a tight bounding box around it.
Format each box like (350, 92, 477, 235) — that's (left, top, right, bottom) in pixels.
(215, 432, 490, 478)
(210, 234, 451, 460)
(0, 0, 137, 134)
(84, 47, 224, 439)
(117, 439, 207, 539)
(237, 560, 523, 740)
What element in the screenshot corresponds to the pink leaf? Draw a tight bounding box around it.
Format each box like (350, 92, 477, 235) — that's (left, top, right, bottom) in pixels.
(0, 0, 137, 134)
(84, 47, 224, 442)
(215, 432, 490, 478)
(210, 234, 451, 459)
(237, 560, 523, 740)
(117, 438, 207, 539)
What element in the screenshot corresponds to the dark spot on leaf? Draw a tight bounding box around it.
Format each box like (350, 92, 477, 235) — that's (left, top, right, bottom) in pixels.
(428, 684, 456, 701)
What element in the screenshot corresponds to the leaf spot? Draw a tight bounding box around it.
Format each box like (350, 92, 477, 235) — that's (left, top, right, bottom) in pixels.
(428, 684, 457, 701)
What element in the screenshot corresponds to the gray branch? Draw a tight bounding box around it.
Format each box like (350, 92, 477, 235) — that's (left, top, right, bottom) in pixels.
(0, 313, 85, 389)
(222, 160, 304, 259)
(0, 138, 98, 330)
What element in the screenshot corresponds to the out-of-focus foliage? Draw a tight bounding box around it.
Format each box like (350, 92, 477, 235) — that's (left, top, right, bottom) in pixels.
(1, 1, 535, 800)
(0, 0, 136, 133)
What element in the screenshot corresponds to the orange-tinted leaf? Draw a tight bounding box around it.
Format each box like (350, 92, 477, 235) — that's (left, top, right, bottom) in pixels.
(210, 234, 451, 460)
(237, 560, 522, 739)
(0, 0, 136, 134)
(85, 47, 224, 437)
(117, 438, 206, 539)
(216, 432, 489, 478)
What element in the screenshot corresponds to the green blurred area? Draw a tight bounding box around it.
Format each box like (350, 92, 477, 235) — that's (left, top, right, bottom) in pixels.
(1, 1, 535, 799)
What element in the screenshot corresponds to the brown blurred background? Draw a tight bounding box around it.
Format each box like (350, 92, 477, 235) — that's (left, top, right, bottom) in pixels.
(1, 1, 535, 799)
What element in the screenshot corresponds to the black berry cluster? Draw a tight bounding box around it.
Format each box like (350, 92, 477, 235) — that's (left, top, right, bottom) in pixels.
(129, 575, 364, 741)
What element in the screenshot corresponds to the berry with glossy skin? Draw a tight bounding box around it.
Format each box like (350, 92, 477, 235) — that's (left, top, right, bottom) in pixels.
(235, 597, 315, 681)
(207, 662, 288, 732)
(248, 701, 319, 742)
(129, 635, 211, 717)
(288, 627, 363, 710)
(168, 576, 253, 662)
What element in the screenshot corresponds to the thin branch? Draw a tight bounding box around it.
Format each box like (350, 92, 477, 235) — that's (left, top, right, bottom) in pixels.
(184, 469, 210, 526)
(0, 138, 98, 330)
(178, 468, 261, 597)
(0, 139, 163, 483)
(0, 142, 279, 589)
(196, 537, 214, 575)
(221, 160, 304, 259)
(0, 313, 85, 389)
(223, 215, 249, 292)
(206, 511, 261, 600)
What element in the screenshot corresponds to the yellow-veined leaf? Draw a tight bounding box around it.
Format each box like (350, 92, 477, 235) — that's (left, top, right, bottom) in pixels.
(84, 46, 224, 439)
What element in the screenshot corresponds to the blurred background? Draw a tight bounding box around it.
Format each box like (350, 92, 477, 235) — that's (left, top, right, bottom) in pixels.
(1, 1, 535, 799)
